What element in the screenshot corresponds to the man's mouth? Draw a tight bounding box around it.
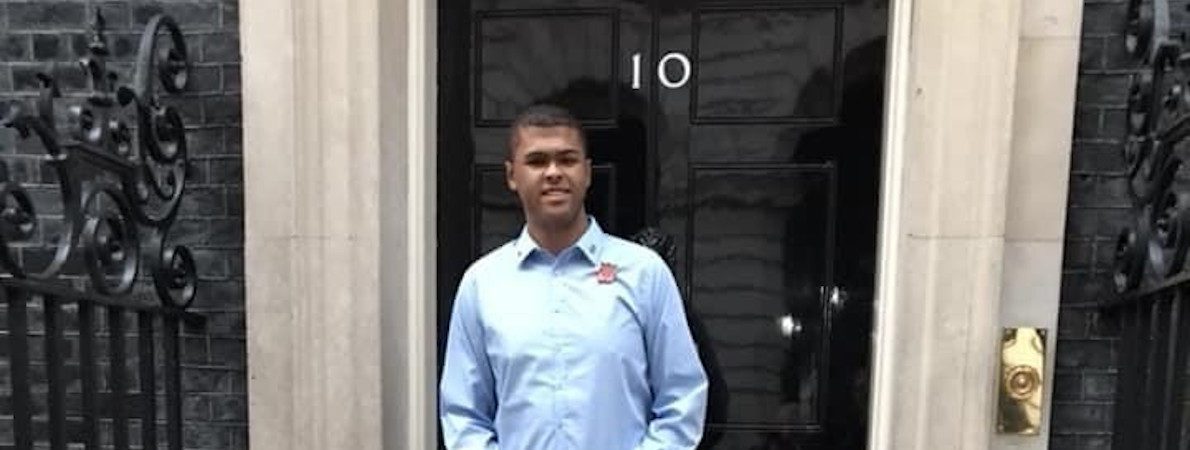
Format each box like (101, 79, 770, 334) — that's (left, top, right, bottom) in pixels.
(542, 188, 569, 197)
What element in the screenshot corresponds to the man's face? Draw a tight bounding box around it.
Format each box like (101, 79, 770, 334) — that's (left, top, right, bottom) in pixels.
(505, 125, 591, 230)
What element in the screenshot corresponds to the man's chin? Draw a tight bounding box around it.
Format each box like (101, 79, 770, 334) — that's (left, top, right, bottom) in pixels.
(530, 210, 585, 229)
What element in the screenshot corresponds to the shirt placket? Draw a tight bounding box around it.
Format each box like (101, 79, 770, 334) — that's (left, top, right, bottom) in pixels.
(549, 255, 566, 443)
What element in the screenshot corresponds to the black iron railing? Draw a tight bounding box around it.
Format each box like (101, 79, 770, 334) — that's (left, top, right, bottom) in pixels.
(1108, 1, 1190, 448)
(1, 10, 201, 450)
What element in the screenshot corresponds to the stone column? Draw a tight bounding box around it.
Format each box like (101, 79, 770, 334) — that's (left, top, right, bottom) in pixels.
(240, 0, 436, 448)
(869, 0, 1025, 447)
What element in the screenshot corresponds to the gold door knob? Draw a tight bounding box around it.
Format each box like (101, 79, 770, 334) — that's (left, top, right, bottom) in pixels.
(1004, 365, 1041, 400)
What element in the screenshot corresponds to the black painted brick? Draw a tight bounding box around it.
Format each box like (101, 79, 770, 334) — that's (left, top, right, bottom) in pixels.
(1055, 0, 1180, 444)
(0, 0, 246, 448)
(1058, 308, 1091, 339)
(209, 394, 245, 422)
(229, 186, 247, 219)
(2, 35, 31, 61)
(1054, 373, 1083, 401)
(203, 96, 240, 125)
(66, 32, 89, 59)
(94, 2, 134, 30)
(1071, 141, 1125, 173)
(224, 126, 241, 155)
(1052, 402, 1114, 433)
(200, 281, 245, 310)
(200, 32, 238, 63)
(1068, 173, 1097, 206)
(183, 336, 210, 364)
(1074, 107, 1100, 139)
(1081, 435, 1113, 450)
(8, 3, 87, 32)
(208, 158, 241, 185)
(165, 97, 205, 125)
(170, 218, 243, 247)
(188, 64, 222, 93)
(181, 367, 235, 393)
(1088, 309, 1122, 337)
(1103, 35, 1135, 70)
(178, 185, 227, 217)
(11, 64, 47, 92)
(1081, 37, 1105, 71)
(190, 248, 231, 279)
(1062, 239, 1093, 270)
(187, 128, 224, 157)
(183, 422, 232, 449)
(221, 0, 237, 28)
(1082, 2, 1126, 35)
(1060, 272, 1111, 304)
(199, 312, 244, 336)
(1097, 175, 1130, 206)
(1096, 207, 1132, 236)
(209, 338, 244, 368)
(0, 67, 11, 92)
(184, 394, 212, 421)
(223, 64, 239, 92)
(1078, 73, 1130, 106)
(1084, 373, 1116, 400)
(1102, 109, 1128, 138)
(132, 3, 219, 29)
(227, 246, 242, 277)
(107, 32, 139, 60)
(31, 35, 64, 62)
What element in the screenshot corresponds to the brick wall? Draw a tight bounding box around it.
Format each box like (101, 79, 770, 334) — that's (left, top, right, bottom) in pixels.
(1049, 0, 1187, 448)
(0, 0, 245, 449)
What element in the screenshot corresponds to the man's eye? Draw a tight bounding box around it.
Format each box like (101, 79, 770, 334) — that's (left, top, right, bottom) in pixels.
(524, 156, 547, 166)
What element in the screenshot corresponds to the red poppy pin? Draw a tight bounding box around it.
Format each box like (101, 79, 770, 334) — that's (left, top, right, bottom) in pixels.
(596, 262, 617, 284)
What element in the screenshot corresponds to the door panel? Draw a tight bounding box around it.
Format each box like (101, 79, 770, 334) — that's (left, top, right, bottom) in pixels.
(475, 10, 619, 124)
(438, 0, 887, 448)
(690, 166, 834, 427)
(692, 6, 840, 122)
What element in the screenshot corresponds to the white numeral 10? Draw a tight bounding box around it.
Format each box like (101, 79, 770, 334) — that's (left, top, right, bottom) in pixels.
(631, 52, 692, 90)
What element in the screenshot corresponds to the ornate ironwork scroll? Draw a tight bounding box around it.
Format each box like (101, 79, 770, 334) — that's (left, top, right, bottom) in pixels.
(0, 10, 197, 308)
(1112, 0, 1190, 293)
(1107, 3, 1190, 449)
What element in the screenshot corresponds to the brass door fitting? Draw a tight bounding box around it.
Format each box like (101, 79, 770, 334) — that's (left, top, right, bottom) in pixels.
(996, 327, 1046, 435)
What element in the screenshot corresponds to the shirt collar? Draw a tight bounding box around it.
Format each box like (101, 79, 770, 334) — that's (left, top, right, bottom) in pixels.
(512, 217, 607, 266)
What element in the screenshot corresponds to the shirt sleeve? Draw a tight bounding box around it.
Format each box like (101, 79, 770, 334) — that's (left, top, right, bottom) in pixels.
(439, 271, 500, 450)
(635, 259, 709, 450)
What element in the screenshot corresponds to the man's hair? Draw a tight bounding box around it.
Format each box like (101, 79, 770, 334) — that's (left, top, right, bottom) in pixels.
(506, 104, 587, 161)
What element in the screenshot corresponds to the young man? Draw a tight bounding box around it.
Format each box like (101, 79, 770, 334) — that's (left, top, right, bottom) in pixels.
(439, 104, 708, 450)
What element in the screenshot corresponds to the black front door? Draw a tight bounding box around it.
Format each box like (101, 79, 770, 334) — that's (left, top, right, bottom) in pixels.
(437, 1, 888, 448)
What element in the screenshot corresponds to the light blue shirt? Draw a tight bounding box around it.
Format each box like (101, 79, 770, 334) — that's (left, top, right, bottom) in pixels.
(439, 219, 708, 450)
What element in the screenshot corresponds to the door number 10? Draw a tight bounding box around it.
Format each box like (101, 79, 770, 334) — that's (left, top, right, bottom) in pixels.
(631, 52, 692, 90)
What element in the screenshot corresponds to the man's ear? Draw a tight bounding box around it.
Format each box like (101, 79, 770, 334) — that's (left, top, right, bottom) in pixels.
(505, 160, 517, 192)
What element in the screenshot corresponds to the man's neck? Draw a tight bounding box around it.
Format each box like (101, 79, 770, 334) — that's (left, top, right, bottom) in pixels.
(527, 212, 589, 255)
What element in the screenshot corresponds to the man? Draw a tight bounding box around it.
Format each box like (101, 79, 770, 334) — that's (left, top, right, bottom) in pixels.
(439, 104, 708, 450)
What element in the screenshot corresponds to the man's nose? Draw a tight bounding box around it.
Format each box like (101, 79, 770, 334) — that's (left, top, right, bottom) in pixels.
(544, 160, 563, 177)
